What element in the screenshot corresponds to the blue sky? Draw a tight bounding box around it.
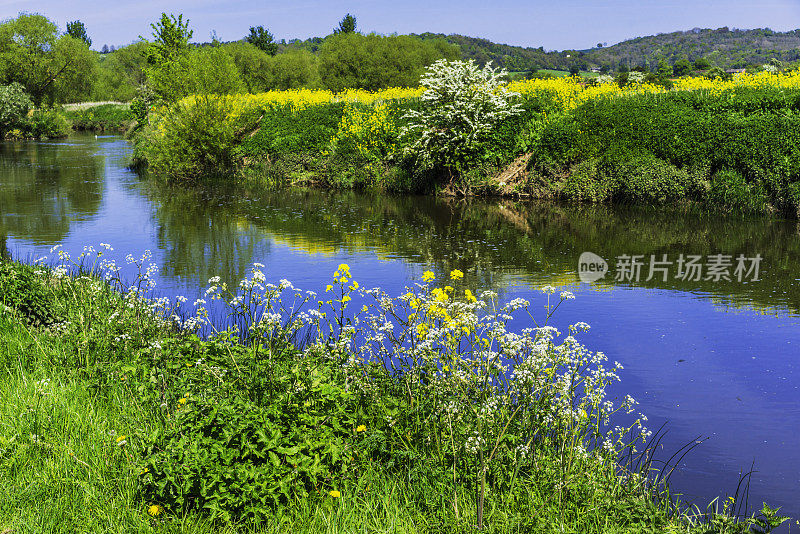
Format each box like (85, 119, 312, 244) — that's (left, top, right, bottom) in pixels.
(2, 0, 799, 50)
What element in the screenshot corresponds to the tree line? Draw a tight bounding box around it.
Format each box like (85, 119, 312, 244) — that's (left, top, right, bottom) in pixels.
(0, 12, 459, 105)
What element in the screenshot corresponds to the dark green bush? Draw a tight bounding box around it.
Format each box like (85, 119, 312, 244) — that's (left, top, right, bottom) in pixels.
(0, 260, 58, 326)
(606, 152, 696, 204)
(135, 97, 259, 181)
(141, 341, 363, 523)
(531, 88, 800, 213)
(708, 169, 771, 213)
(0, 82, 32, 135)
(20, 109, 72, 139)
(238, 103, 345, 158)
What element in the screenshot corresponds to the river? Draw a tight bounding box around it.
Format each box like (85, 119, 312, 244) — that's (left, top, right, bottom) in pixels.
(1, 133, 799, 520)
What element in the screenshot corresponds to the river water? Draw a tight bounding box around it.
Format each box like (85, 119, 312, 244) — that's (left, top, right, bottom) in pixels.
(1, 133, 799, 519)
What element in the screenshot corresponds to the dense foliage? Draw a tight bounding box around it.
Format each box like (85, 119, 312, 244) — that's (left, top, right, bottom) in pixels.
(0, 14, 96, 105)
(318, 33, 460, 91)
(529, 86, 800, 213)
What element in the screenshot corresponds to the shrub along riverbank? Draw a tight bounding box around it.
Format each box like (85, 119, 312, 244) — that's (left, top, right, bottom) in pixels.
(1, 82, 134, 139)
(131, 68, 800, 217)
(62, 103, 135, 132)
(0, 250, 789, 532)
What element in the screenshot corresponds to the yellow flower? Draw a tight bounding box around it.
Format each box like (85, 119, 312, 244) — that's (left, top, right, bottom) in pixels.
(325, 285, 333, 292)
(178, 397, 187, 405)
(422, 270, 435, 282)
(147, 504, 162, 516)
(116, 435, 127, 443)
(338, 263, 350, 273)
(450, 269, 464, 280)
(431, 288, 449, 302)
(329, 490, 341, 498)
(341, 296, 351, 303)
(356, 425, 366, 432)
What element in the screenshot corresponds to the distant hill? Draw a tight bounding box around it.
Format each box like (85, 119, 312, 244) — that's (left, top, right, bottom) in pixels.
(414, 27, 800, 72)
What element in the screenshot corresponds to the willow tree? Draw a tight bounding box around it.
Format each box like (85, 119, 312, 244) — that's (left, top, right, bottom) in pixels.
(0, 13, 97, 105)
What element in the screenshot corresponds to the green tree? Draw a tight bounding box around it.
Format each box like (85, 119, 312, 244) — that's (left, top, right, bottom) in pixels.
(269, 49, 320, 89)
(319, 33, 459, 91)
(66, 20, 91, 47)
(51, 35, 97, 102)
(93, 40, 149, 101)
(656, 58, 672, 77)
(178, 47, 244, 95)
(0, 14, 97, 105)
(245, 25, 278, 56)
(673, 57, 693, 76)
(334, 13, 357, 35)
(568, 64, 580, 76)
(693, 57, 711, 70)
(224, 41, 273, 92)
(145, 13, 193, 66)
(143, 13, 194, 102)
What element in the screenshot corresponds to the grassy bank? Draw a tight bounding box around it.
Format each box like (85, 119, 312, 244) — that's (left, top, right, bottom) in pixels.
(0, 249, 789, 532)
(62, 103, 136, 132)
(131, 70, 800, 216)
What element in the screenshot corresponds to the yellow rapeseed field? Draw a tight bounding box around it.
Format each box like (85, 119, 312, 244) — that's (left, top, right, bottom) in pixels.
(176, 69, 800, 122)
(153, 70, 800, 159)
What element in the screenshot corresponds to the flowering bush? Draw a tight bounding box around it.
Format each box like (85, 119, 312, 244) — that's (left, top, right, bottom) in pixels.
(401, 59, 523, 176)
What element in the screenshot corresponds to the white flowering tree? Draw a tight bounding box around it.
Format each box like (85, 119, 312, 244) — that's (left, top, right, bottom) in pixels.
(401, 59, 522, 178)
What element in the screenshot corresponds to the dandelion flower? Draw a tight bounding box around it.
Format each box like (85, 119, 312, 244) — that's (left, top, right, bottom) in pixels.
(356, 425, 366, 432)
(329, 490, 341, 498)
(147, 504, 162, 516)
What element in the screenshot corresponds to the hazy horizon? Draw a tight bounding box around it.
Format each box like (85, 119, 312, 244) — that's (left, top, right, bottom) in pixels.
(2, 0, 799, 52)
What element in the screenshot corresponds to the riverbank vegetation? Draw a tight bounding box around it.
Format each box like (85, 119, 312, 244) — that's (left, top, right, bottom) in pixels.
(62, 103, 135, 132)
(131, 51, 800, 216)
(0, 250, 789, 532)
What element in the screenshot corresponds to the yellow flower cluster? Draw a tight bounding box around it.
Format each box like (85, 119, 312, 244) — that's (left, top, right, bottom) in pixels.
(672, 69, 800, 94)
(508, 70, 800, 113)
(332, 101, 400, 162)
(179, 86, 424, 120)
(508, 76, 665, 112)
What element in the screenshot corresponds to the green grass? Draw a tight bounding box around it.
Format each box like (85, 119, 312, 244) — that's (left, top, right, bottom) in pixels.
(0, 257, 788, 533)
